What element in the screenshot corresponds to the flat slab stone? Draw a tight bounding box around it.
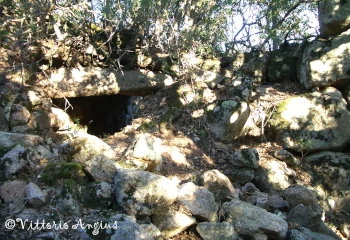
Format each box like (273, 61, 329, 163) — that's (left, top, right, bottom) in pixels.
(44, 67, 173, 98)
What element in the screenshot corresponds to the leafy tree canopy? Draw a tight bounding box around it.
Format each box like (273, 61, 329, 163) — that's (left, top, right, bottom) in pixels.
(0, 0, 319, 70)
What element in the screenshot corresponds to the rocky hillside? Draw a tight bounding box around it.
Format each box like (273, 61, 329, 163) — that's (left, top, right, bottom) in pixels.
(1, 1, 350, 240)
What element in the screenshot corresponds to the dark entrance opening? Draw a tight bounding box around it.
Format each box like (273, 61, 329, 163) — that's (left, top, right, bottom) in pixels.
(52, 94, 135, 137)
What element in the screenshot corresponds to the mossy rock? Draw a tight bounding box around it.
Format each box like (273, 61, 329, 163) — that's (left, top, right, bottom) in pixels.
(267, 88, 350, 152)
(40, 162, 88, 185)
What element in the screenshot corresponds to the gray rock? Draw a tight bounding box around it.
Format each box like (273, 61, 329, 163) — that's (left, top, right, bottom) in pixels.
(222, 199, 288, 239)
(0, 145, 28, 180)
(200, 169, 237, 201)
(319, 0, 350, 37)
(304, 151, 350, 194)
(190, 68, 224, 89)
(196, 222, 239, 240)
(54, 180, 81, 216)
(111, 221, 155, 240)
(251, 192, 269, 210)
(25, 182, 46, 208)
(114, 169, 178, 216)
(336, 194, 350, 218)
(139, 224, 165, 240)
(81, 181, 113, 209)
(152, 209, 196, 238)
(0, 131, 43, 149)
(0, 180, 26, 213)
(0, 107, 8, 131)
(299, 30, 350, 89)
(229, 148, 259, 169)
(224, 167, 255, 185)
(273, 149, 300, 167)
(287, 226, 337, 240)
(242, 182, 260, 194)
(177, 182, 219, 222)
(76, 213, 156, 240)
(206, 100, 250, 141)
(267, 87, 350, 152)
(287, 204, 323, 231)
(27, 90, 42, 106)
(45, 67, 173, 97)
(10, 104, 30, 126)
(49, 107, 73, 130)
(131, 134, 162, 171)
(16, 208, 49, 223)
(72, 133, 120, 182)
(283, 185, 318, 208)
(269, 195, 289, 211)
(253, 158, 293, 194)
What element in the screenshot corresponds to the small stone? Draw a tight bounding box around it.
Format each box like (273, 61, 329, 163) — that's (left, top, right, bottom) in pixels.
(197, 222, 238, 240)
(26, 182, 46, 208)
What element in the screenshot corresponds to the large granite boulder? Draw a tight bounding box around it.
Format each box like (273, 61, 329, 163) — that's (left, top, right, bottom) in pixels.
(200, 169, 238, 202)
(176, 182, 219, 222)
(319, 0, 350, 37)
(267, 87, 350, 152)
(44, 67, 173, 97)
(222, 199, 288, 239)
(253, 158, 294, 194)
(71, 133, 120, 182)
(299, 29, 350, 90)
(304, 151, 350, 195)
(114, 169, 178, 216)
(224, 148, 260, 184)
(152, 209, 196, 238)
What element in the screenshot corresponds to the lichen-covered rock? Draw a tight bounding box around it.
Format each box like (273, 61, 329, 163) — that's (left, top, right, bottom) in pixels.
(287, 204, 323, 231)
(25, 182, 47, 209)
(152, 209, 196, 238)
(49, 107, 73, 131)
(253, 158, 294, 194)
(76, 212, 157, 240)
(81, 181, 113, 209)
(196, 222, 239, 240)
(53, 180, 81, 216)
(299, 30, 350, 89)
(130, 134, 163, 171)
(206, 100, 250, 141)
(0, 131, 43, 151)
(269, 195, 289, 212)
(222, 199, 288, 239)
(71, 133, 120, 182)
(318, 0, 350, 37)
(9, 104, 30, 131)
(45, 67, 173, 97)
(283, 185, 318, 208)
(273, 149, 300, 167)
(287, 226, 337, 240)
(304, 151, 350, 195)
(224, 167, 255, 185)
(0, 145, 28, 180)
(229, 148, 260, 169)
(267, 87, 350, 152)
(223, 148, 260, 185)
(114, 169, 178, 216)
(176, 182, 219, 222)
(200, 169, 237, 202)
(0, 180, 26, 213)
(0, 107, 8, 131)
